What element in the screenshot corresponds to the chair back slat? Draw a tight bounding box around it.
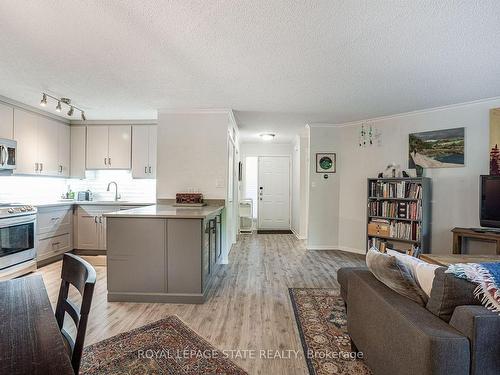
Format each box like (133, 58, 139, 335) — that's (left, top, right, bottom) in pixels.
(55, 254, 96, 374)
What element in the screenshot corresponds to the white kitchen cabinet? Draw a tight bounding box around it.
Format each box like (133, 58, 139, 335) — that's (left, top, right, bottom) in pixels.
(37, 116, 59, 175)
(0, 102, 13, 139)
(86, 126, 108, 169)
(36, 205, 73, 263)
(86, 125, 131, 169)
(70, 126, 86, 178)
(57, 123, 70, 177)
(108, 125, 131, 169)
(13, 108, 70, 176)
(13, 109, 39, 174)
(75, 205, 118, 251)
(132, 125, 157, 178)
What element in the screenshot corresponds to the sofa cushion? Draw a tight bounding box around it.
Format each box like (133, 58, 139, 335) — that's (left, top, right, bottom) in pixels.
(337, 267, 367, 302)
(426, 267, 481, 323)
(366, 249, 428, 305)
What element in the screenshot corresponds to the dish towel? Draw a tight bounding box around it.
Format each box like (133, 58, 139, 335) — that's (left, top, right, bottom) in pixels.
(446, 262, 500, 314)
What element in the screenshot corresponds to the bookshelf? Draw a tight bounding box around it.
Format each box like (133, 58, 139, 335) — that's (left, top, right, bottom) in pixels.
(366, 177, 431, 255)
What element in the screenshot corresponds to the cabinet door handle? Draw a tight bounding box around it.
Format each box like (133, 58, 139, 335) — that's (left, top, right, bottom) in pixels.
(59, 165, 63, 173)
(145, 166, 147, 173)
(104, 157, 107, 165)
(94, 216, 98, 223)
(35, 162, 39, 172)
(149, 166, 152, 173)
(99, 216, 103, 224)
(40, 163, 43, 172)
(108, 157, 111, 165)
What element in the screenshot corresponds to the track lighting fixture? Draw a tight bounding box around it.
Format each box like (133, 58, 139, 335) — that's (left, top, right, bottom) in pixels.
(39, 93, 87, 120)
(40, 93, 47, 107)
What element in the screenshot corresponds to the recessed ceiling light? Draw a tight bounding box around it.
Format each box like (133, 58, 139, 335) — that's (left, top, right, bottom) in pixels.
(260, 133, 275, 141)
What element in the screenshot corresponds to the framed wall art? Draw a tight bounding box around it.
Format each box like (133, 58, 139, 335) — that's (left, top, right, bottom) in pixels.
(316, 153, 336, 173)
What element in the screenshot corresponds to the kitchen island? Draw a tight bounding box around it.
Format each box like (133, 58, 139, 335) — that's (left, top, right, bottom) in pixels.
(104, 204, 224, 303)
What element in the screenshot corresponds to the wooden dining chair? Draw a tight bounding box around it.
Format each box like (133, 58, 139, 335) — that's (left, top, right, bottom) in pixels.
(55, 253, 96, 374)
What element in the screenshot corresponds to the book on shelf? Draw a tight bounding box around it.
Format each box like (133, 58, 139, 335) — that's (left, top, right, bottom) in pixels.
(367, 237, 421, 257)
(369, 180, 422, 199)
(368, 201, 422, 220)
(367, 219, 421, 241)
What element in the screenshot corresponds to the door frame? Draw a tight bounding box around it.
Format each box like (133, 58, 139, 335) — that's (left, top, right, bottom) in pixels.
(257, 155, 292, 230)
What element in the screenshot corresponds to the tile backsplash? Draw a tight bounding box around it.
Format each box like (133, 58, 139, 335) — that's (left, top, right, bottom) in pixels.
(0, 170, 156, 204)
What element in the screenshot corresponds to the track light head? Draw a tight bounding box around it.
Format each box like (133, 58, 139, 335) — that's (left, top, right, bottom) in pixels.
(81, 111, 86, 121)
(40, 93, 47, 107)
(55, 101, 62, 112)
(67, 106, 74, 116)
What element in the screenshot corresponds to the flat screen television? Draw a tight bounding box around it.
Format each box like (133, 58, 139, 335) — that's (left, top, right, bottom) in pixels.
(480, 175, 500, 228)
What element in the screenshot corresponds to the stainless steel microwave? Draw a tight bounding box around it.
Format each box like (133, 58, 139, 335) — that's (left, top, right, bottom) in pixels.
(0, 138, 16, 171)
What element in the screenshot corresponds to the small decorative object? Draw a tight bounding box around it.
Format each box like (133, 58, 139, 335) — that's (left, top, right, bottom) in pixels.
(490, 144, 500, 175)
(175, 193, 204, 206)
(378, 172, 383, 178)
(316, 153, 336, 173)
(359, 122, 377, 147)
(323, 174, 329, 179)
(402, 170, 410, 178)
(409, 127, 464, 168)
(383, 163, 401, 178)
(359, 125, 366, 147)
(415, 165, 424, 177)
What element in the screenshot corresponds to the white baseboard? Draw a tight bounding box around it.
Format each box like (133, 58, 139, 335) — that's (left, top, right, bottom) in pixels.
(337, 246, 366, 255)
(291, 228, 307, 240)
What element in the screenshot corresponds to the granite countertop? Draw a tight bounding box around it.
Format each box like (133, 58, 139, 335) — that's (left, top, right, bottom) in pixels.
(31, 200, 155, 208)
(103, 204, 224, 219)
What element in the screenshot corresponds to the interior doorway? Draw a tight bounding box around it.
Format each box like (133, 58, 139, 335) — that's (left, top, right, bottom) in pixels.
(257, 156, 290, 230)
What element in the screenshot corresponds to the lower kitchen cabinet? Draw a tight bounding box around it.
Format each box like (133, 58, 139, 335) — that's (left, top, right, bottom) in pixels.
(74, 205, 115, 251)
(106, 208, 224, 303)
(36, 205, 73, 263)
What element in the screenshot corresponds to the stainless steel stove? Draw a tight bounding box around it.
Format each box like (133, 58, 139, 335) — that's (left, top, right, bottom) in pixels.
(0, 204, 37, 280)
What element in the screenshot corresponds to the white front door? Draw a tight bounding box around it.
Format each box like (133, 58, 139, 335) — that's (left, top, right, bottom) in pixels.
(258, 156, 290, 230)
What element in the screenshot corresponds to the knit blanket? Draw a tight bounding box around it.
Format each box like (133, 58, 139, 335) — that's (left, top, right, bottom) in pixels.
(446, 262, 500, 314)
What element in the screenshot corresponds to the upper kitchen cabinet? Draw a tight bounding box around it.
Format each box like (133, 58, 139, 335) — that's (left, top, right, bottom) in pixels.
(86, 125, 131, 169)
(13, 108, 70, 176)
(0, 102, 13, 139)
(70, 126, 86, 178)
(131, 125, 157, 178)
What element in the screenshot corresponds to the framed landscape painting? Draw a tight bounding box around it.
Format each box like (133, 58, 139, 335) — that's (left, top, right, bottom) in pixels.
(408, 127, 465, 168)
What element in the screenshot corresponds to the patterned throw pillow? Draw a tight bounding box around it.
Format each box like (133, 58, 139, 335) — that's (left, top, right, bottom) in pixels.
(366, 249, 428, 305)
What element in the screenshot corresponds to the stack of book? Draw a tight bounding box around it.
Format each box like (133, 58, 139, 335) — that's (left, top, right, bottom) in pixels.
(369, 181, 423, 199)
(368, 201, 422, 220)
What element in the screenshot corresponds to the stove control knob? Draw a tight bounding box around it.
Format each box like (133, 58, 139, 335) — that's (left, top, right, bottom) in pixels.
(20, 207, 26, 212)
(7, 208, 14, 213)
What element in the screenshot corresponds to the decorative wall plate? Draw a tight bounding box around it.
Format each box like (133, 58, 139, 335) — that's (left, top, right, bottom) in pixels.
(316, 153, 336, 173)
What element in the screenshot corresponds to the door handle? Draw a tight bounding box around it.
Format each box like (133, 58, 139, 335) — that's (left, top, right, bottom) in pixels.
(0, 146, 4, 165)
(94, 216, 98, 223)
(149, 166, 152, 173)
(2, 147, 7, 166)
(99, 216, 103, 224)
(35, 162, 39, 172)
(104, 157, 107, 165)
(40, 163, 43, 172)
(59, 165, 63, 173)
(145, 166, 147, 173)
(108, 157, 111, 165)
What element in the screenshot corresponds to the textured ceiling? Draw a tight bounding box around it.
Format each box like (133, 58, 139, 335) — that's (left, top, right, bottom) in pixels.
(1, 1, 500, 142)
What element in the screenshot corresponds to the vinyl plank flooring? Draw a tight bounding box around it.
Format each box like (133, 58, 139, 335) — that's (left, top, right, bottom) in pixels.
(36, 234, 365, 375)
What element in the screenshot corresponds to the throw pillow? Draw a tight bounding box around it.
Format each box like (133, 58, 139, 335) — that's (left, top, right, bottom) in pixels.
(426, 267, 482, 322)
(386, 250, 439, 297)
(366, 249, 428, 305)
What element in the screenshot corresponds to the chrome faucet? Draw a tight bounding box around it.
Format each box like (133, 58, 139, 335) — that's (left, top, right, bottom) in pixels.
(106, 181, 121, 201)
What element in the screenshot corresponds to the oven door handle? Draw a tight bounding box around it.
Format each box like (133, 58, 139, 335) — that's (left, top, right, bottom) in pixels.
(0, 146, 5, 166)
(0, 215, 37, 228)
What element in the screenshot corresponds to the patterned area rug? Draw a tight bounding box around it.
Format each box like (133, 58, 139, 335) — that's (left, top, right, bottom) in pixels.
(81, 316, 248, 374)
(289, 288, 371, 375)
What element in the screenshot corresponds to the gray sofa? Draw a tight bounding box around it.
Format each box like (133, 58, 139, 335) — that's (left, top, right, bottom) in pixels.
(338, 267, 500, 375)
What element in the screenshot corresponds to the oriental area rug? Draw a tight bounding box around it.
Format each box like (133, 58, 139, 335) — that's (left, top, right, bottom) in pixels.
(80, 316, 248, 374)
(289, 288, 372, 375)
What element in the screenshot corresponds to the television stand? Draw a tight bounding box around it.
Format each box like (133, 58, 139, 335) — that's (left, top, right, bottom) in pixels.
(451, 227, 500, 255)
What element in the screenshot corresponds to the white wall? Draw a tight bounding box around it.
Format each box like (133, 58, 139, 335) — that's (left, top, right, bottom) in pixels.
(156, 112, 230, 199)
(291, 135, 309, 239)
(307, 126, 341, 249)
(306, 98, 499, 254)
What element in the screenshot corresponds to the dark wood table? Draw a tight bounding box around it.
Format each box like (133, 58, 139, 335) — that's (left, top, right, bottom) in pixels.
(452, 227, 500, 255)
(0, 275, 74, 375)
(420, 254, 500, 266)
